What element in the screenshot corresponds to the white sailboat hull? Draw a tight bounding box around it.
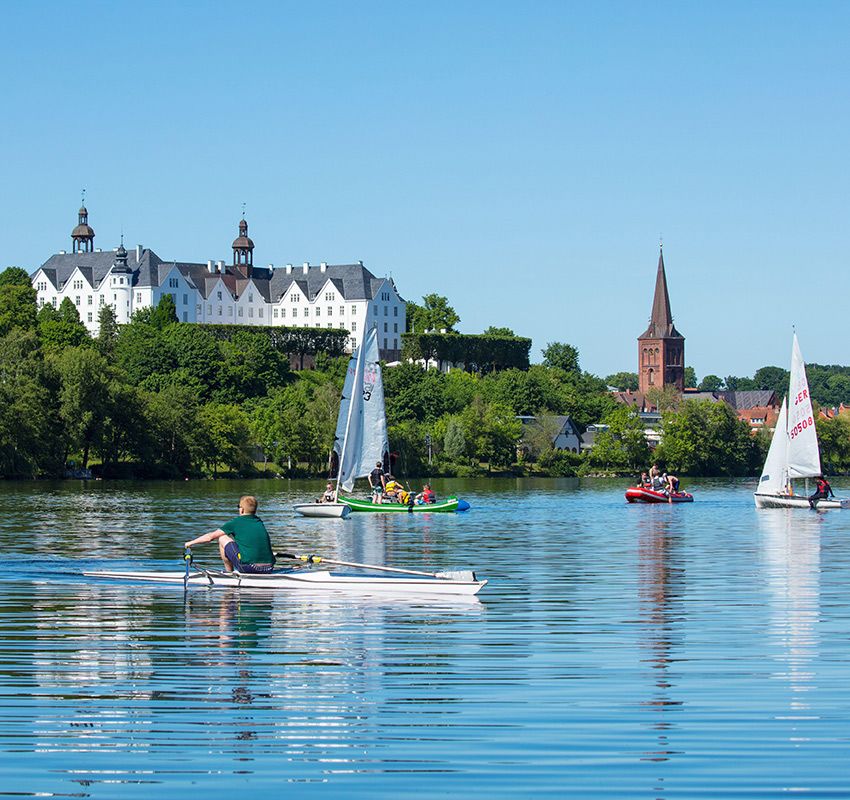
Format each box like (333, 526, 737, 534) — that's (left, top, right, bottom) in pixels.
(753, 493, 850, 510)
(293, 503, 351, 518)
(84, 568, 486, 596)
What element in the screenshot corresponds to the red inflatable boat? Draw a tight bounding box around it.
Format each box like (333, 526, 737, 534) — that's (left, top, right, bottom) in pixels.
(625, 486, 694, 504)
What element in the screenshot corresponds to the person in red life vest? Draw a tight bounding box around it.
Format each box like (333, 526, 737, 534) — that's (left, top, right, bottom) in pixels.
(809, 475, 835, 509)
(415, 484, 436, 505)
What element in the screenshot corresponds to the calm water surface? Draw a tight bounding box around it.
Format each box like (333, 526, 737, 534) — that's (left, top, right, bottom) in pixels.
(1, 477, 849, 798)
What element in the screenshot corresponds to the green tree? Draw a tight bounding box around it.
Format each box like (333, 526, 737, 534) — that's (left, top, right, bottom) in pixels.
(55, 347, 112, 470)
(752, 366, 789, 396)
(817, 414, 850, 472)
(725, 375, 756, 391)
(0, 330, 63, 477)
(646, 384, 681, 411)
(38, 298, 90, 351)
(683, 366, 697, 388)
(114, 321, 176, 386)
(484, 326, 515, 337)
(0, 279, 37, 334)
(605, 372, 639, 391)
(411, 294, 460, 333)
(541, 342, 580, 374)
(655, 399, 761, 476)
(443, 417, 467, 462)
(149, 294, 179, 329)
(698, 374, 724, 391)
(586, 405, 650, 473)
(162, 323, 220, 395)
(218, 329, 290, 402)
(95, 304, 119, 357)
(0, 267, 32, 286)
(198, 402, 253, 475)
(146, 383, 206, 476)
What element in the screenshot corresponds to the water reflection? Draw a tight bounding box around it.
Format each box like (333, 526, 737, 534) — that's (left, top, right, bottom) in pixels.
(636, 510, 685, 786)
(758, 509, 821, 718)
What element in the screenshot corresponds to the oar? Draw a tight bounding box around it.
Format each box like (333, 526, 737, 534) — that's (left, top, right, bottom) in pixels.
(275, 552, 475, 582)
(183, 548, 192, 591)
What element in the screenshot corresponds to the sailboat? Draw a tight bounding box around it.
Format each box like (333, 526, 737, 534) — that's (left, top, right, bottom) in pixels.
(754, 333, 849, 509)
(293, 327, 388, 518)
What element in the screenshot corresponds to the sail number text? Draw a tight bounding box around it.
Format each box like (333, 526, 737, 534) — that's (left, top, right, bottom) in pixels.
(790, 416, 814, 439)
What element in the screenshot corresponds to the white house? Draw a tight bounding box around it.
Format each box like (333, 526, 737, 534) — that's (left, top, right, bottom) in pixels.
(30, 206, 406, 360)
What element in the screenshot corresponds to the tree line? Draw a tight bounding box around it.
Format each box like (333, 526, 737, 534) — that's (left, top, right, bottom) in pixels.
(6, 267, 848, 478)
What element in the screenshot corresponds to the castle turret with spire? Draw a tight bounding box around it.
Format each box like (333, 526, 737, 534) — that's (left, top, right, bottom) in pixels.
(638, 246, 685, 393)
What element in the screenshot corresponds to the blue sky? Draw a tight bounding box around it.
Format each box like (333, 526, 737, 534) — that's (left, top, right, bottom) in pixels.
(1, 1, 848, 378)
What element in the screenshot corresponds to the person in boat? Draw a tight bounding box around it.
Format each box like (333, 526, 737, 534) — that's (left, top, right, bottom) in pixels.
(666, 473, 680, 494)
(369, 462, 386, 504)
(639, 472, 651, 489)
(649, 465, 666, 492)
(383, 476, 402, 502)
(183, 495, 275, 574)
(809, 475, 835, 509)
(415, 484, 436, 504)
(320, 482, 336, 503)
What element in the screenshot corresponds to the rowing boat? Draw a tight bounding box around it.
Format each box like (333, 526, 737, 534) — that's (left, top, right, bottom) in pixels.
(83, 566, 487, 597)
(339, 495, 462, 513)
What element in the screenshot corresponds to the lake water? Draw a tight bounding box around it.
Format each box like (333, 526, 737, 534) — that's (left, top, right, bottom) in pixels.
(1, 477, 849, 798)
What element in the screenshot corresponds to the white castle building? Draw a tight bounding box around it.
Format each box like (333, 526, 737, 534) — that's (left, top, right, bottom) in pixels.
(30, 205, 407, 359)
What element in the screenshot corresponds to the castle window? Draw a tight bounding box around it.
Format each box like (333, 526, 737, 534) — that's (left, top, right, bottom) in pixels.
(88, 296, 92, 305)
(352, 305, 357, 314)
(340, 306, 345, 316)
(75, 296, 80, 306)
(183, 294, 188, 305)
(274, 309, 278, 319)
(87, 312, 92, 322)
(394, 306, 398, 317)
(328, 306, 333, 316)
(249, 308, 253, 318)
(217, 291, 222, 301)
(258, 308, 263, 318)
(238, 307, 243, 317)
(352, 321, 357, 332)
(249, 293, 253, 302)
(292, 308, 297, 318)
(315, 307, 320, 317)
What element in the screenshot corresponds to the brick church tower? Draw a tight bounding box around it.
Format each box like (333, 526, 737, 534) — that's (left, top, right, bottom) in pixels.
(638, 246, 685, 394)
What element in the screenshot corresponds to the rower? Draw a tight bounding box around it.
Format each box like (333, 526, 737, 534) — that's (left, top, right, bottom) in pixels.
(184, 495, 275, 574)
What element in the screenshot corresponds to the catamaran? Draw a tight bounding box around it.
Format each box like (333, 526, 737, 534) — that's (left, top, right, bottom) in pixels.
(85, 553, 487, 597)
(754, 333, 849, 509)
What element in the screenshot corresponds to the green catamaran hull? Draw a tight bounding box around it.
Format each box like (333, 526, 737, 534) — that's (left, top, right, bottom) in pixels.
(340, 496, 460, 513)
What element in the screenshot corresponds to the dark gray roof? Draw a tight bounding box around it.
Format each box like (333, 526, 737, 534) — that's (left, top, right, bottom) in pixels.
(268, 263, 389, 303)
(35, 248, 157, 290)
(682, 389, 778, 410)
(34, 250, 391, 305)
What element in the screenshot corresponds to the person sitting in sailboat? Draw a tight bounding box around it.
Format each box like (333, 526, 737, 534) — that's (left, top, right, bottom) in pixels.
(320, 482, 336, 503)
(415, 484, 436, 504)
(383, 476, 402, 501)
(809, 475, 835, 508)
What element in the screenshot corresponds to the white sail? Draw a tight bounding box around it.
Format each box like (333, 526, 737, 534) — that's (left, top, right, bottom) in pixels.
(758, 396, 788, 494)
(337, 327, 389, 492)
(357, 326, 389, 482)
(332, 349, 358, 465)
(336, 331, 367, 493)
(787, 334, 821, 479)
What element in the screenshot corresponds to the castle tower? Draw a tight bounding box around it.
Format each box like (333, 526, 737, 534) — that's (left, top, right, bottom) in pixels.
(232, 215, 254, 276)
(71, 198, 95, 253)
(638, 246, 685, 394)
(109, 240, 133, 324)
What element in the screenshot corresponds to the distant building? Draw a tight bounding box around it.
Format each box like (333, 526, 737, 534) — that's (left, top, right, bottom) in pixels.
(30, 203, 406, 360)
(517, 415, 582, 455)
(638, 246, 685, 393)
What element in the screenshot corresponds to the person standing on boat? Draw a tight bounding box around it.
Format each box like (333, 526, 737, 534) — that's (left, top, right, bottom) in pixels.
(649, 465, 665, 491)
(369, 461, 386, 504)
(184, 495, 275, 573)
(808, 475, 835, 509)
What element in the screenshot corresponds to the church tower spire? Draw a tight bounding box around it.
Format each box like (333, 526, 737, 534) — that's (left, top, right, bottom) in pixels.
(637, 245, 685, 394)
